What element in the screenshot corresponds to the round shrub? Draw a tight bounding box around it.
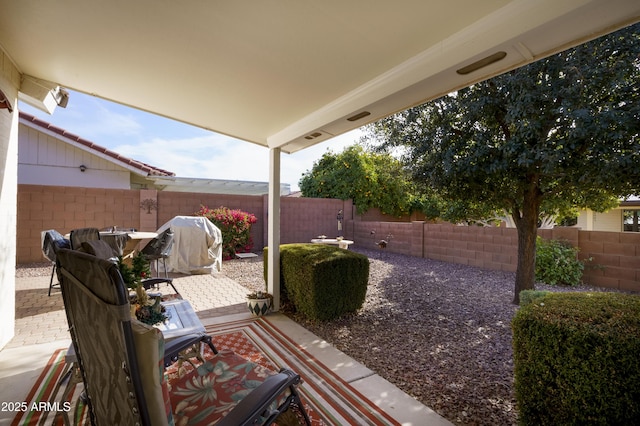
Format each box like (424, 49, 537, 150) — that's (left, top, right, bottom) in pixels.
(512, 292, 640, 425)
(535, 236, 584, 286)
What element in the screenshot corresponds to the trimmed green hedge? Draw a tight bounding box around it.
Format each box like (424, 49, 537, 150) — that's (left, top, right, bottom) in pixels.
(264, 244, 369, 321)
(512, 292, 640, 425)
(519, 289, 550, 307)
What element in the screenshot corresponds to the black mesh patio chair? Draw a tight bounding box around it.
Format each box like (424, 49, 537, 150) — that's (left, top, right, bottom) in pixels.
(69, 227, 101, 250)
(41, 229, 71, 296)
(80, 239, 181, 300)
(141, 228, 174, 278)
(56, 248, 310, 426)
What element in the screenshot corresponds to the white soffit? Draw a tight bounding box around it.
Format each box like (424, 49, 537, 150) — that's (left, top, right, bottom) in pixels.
(1, 0, 638, 153)
(149, 176, 290, 196)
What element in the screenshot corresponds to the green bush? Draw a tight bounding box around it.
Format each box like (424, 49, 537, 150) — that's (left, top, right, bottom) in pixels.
(518, 289, 550, 307)
(535, 236, 584, 286)
(512, 292, 640, 425)
(264, 244, 369, 321)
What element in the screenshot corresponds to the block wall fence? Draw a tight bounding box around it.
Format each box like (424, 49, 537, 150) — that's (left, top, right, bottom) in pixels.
(17, 184, 640, 292)
(16, 185, 351, 264)
(354, 221, 640, 292)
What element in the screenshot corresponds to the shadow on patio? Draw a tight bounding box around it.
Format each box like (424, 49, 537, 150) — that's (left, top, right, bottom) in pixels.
(0, 266, 450, 426)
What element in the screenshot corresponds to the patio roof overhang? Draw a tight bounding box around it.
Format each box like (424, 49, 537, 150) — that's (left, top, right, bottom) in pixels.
(1, 1, 638, 154)
(2, 0, 639, 311)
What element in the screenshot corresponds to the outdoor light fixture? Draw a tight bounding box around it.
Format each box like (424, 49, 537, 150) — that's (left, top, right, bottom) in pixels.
(19, 76, 70, 113)
(347, 111, 371, 122)
(79, 165, 87, 172)
(456, 51, 507, 75)
(55, 88, 69, 108)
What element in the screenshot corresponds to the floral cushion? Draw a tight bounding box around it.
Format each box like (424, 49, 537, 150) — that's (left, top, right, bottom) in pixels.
(131, 320, 174, 426)
(166, 349, 288, 425)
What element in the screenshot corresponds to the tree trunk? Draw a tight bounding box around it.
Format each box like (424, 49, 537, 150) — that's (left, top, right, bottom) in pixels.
(512, 182, 542, 305)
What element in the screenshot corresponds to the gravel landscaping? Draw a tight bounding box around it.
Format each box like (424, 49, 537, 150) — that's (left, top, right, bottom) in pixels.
(222, 247, 628, 426)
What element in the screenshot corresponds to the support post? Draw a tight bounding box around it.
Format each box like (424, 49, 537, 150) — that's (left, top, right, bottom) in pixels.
(267, 148, 281, 311)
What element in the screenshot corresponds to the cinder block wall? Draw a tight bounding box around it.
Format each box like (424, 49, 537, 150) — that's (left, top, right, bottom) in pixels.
(353, 221, 415, 255)
(17, 185, 352, 263)
(16, 184, 640, 292)
(576, 230, 640, 292)
(17, 185, 140, 262)
(352, 221, 639, 292)
(280, 197, 352, 246)
(424, 224, 519, 272)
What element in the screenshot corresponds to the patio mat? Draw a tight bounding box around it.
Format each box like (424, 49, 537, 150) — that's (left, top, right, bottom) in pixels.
(13, 317, 399, 425)
(11, 349, 88, 426)
(205, 317, 400, 425)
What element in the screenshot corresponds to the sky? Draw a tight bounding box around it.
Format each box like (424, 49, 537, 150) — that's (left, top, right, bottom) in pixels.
(19, 90, 363, 192)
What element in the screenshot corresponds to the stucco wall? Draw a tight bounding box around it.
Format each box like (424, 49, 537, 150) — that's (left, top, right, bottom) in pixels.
(576, 208, 627, 232)
(0, 54, 20, 349)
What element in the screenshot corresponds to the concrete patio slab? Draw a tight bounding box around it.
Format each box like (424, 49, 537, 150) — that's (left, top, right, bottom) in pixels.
(1, 269, 452, 426)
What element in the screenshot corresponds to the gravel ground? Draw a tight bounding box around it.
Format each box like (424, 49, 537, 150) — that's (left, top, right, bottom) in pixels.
(18, 249, 627, 425)
(220, 247, 628, 426)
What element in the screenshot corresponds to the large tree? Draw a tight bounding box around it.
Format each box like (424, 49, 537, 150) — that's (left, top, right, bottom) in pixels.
(366, 24, 640, 304)
(299, 145, 417, 216)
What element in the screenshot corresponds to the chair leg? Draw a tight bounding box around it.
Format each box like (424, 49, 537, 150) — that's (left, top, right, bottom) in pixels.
(162, 257, 168, 278)
(287, 385, 312, 426)
(48, 263, 57, 297)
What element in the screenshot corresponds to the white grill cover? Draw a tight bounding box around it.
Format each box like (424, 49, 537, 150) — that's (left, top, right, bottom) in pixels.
(156, 216, 222, 274)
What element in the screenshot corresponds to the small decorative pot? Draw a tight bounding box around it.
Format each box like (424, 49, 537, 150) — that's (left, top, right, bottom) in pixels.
(247, 297, 272, 316)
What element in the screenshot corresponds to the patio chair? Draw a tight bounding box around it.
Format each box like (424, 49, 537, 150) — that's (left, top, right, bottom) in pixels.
(80, 238, 181, 300)
(140, 228, 174, 278)
(56, 248, 310, 426)
(41, 229, 71, 296)
(69, 227, 101, 250)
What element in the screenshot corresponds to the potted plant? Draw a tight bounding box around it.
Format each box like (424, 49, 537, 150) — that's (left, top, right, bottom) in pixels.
(118, 253, 167, 325)
(246, 290, 273, 316)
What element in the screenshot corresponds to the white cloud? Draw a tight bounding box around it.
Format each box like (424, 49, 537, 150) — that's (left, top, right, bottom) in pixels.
(116, 129, 363, 191)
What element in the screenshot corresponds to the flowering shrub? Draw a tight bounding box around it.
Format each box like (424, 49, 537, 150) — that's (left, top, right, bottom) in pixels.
(196, 205, 258, 259)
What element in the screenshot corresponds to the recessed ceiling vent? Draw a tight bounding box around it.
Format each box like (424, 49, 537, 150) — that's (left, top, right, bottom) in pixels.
(456, 51, 507, 75)
(347, 111, 371, 122)
(304, 132, 323, 140)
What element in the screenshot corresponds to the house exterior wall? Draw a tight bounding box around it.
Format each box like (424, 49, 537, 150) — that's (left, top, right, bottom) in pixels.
(0, 56, 20, 350)
(592, 209, 622, 232)
(576, 209, 593, 230)
(18, 122, 131, 188)
(576, 208, 627, 232)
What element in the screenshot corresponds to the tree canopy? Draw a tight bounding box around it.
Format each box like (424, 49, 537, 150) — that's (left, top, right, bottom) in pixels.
(365, 23, 640, 303)
(299, 145, 417, 216)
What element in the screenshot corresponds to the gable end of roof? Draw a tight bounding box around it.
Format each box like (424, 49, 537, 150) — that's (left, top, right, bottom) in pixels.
(18, 111, 175, 177)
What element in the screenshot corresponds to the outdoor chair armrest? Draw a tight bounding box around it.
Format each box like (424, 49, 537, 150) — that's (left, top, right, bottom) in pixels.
(142, 277, 180, 296)
(163, 333, 217, 366)
(216, 369, 302, 426)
